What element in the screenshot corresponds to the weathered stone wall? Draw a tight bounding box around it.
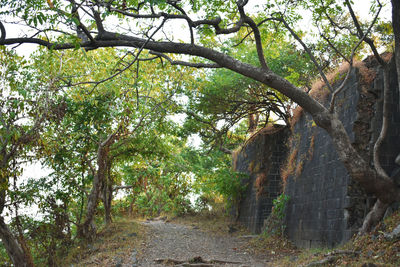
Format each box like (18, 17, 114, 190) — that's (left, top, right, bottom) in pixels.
(233, 126, 289, 233)
(284, 58, 400, 248)
(234, 57, 400, 247)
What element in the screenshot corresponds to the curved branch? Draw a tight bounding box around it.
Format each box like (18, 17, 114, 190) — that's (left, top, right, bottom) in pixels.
(329, 4, 381, 112)
(237, 3, 268, 70)
(277, 16, 334, 93)
(373, 66, 390, 178)
(0, 21, 5, 43)
(345, 0, 385, 66)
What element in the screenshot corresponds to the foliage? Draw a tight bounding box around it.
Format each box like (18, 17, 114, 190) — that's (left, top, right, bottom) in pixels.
(263, 193, 290, 237)
(185, 148, 248, 211)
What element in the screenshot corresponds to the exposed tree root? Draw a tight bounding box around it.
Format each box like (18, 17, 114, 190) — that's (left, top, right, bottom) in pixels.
(154, 256, 245, 266)
(303, 250, 360, 267)
(359, 200, 390, 235)
(384, 223, 400, 240)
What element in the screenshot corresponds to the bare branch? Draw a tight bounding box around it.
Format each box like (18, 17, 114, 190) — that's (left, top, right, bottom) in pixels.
(0, 21, 5, 43)
(329, 5, 381, 111)
(113, 185, 134, 191)
(345, 0, 385, 66)
(277, 16, 334, 93)
(237, 2, 268, 70)
(149, 51, 220, 68)
(69, 18, 168, 92)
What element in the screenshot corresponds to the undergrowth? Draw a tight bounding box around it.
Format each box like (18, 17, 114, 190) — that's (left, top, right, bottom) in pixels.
(62, 218, 145, 267)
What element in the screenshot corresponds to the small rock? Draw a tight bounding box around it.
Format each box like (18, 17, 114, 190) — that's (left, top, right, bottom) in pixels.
(127, 232, 137, 237)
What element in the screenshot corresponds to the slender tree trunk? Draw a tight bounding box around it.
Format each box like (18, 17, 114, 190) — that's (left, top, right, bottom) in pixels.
(103, 160, 113, 225)
(0, 216, 33, 267)
(78, 135, 115, 240)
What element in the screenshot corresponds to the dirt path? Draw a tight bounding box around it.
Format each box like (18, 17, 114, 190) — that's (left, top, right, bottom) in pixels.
(135, 219, 271, 267)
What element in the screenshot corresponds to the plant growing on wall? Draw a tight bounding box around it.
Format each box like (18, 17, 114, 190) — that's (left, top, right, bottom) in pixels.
(263, 193, 290, 237)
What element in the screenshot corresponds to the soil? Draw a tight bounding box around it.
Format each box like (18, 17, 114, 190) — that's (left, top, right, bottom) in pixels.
(135, 218, 271, 267)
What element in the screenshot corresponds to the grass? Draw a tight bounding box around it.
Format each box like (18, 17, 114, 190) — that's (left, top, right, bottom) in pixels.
(62, 218, 146, 266)
(171, 209, 249, 237)
(247, 209, 400, 267)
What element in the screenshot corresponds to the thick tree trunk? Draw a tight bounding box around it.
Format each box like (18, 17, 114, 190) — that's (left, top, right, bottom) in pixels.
(0, 217, 33, 267)
(320, 113, 400, 204)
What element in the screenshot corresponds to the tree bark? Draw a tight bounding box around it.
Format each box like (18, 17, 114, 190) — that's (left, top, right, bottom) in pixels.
(78, 134, 115, 239)
(103, 160, 113, 225)
(359, 199, 390, 234)
(321, 113, 399, 204)
(0, 217, 33, 267)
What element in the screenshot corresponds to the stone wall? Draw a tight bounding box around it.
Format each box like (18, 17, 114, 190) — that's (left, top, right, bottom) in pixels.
(233, 126, 289, 233)
(233, 57, 400, 247)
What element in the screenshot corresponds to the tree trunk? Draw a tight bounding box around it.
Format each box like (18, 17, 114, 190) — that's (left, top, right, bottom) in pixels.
(359, 199, 390, 234)
(320, 113, 399, 204)
(78, 134, 115, 240)
(103, 160, 113, 225)
(0, 217, 33, 267)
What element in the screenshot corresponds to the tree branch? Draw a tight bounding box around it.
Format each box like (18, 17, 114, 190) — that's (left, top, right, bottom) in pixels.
(149, 51, 220, 68)
(345, 0, 385, 66)
(0, 21, 5, 43)
(277, 16, 334, 93)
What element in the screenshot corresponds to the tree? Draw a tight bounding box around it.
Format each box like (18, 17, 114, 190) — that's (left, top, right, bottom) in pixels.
(32, 47, 187, 240)
(0, 48, 63, 267)
(0, 0, 399, 250)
